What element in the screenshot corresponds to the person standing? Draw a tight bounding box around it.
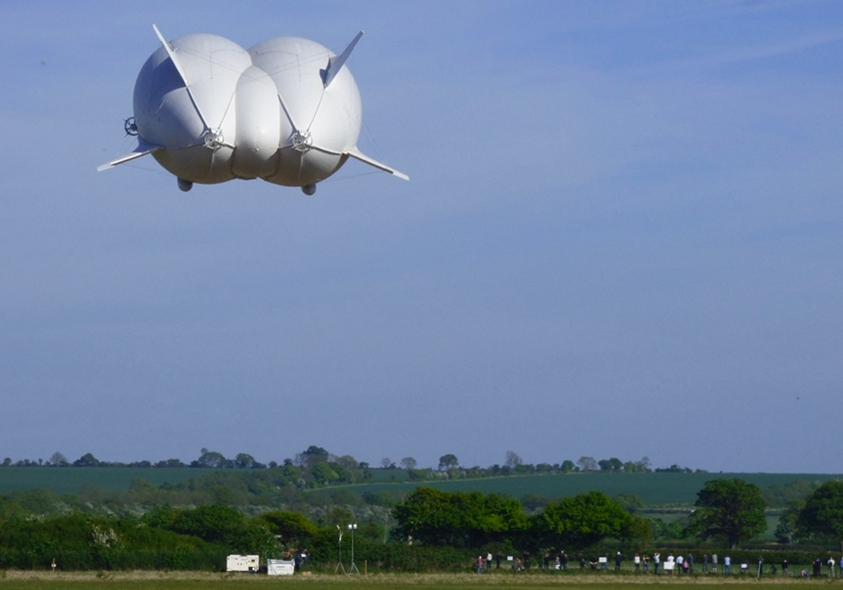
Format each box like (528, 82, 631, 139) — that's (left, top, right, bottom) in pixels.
(688, 554, 694, 574)
(634, 553, 640, 573)
(486, 553, 492, 572)
(561, 551, 568, 570)
(724, 555, 731, 575)
(477, 555, 484, 574)
(643, 554, 650, 574)
(702, 554, 709, 573)
(828, 556, 835, 578)
(615, 551, 623, 572)
(782, 558, 788, 576)
(712, 553, 718, 573)
(653, 552, 661, 575)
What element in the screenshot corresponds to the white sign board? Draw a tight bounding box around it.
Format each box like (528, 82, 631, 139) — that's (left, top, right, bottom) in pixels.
(226, 554, 259, 572)
(664, 562, 675, 571)
(267, 559, 295, 576)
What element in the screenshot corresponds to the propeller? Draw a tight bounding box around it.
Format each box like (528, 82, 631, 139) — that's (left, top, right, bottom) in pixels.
(274, 31, 409, 181)
(151, 25, 235, 151)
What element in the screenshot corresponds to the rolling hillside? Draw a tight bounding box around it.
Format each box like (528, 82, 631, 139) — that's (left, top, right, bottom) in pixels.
(0, 467, 216, 494)
(324, 472, 843, 505)
(1, 467, 840, 506)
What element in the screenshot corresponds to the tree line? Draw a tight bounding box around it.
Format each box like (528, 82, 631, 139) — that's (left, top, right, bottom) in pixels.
(388, 479, 843, 553)
(1, 478, 843, 571)
(2, 447, 701, 476)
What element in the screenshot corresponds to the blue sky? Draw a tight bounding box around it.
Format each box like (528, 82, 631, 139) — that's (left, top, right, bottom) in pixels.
(1, 1, 841, 473)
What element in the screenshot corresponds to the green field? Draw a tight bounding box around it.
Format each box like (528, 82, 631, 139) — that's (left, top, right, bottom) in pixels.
(326, 472, 843, 505)
(0, 468, 217, 494)
(1, 468, 841, 508)
(0, 572, 826, 590)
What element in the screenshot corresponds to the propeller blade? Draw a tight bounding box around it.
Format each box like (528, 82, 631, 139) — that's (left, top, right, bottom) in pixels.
(322, 31, 364, 88)
(345, 147, 409, 180)
(289, 142, 408, 181)
(97, 140, 161, 172)
(152, 24, 212, 133)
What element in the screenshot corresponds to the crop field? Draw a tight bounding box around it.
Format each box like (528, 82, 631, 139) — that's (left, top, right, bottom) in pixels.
(0, 571, 827, 590)
(330, 472, 843, 505)
(0, 468, 217, 494)
(1, 468, 841, 507)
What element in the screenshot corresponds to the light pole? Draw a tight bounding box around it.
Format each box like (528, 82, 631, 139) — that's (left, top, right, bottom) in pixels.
(348, 523, 359, 574)
(334, 525, 346, 574)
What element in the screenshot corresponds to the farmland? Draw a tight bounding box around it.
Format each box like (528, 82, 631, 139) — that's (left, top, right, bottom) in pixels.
(0, 468, 216, 495)
(324, 472, 843, 506)
(0, 467, 841, 506)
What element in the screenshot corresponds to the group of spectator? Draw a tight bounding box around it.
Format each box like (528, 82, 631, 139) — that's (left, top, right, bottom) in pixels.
(475, 550, 843, 577)
(809, 556, 843, 578)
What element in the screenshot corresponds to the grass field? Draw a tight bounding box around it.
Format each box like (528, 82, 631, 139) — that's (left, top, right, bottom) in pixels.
(329, 473, 843, 505)
(0, 468, 217, 494)
(1, 468, 841, 507)
(0, 571, 828, 590)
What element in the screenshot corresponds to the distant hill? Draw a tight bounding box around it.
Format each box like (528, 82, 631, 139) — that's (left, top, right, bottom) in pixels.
(324, 472, 843, 505)
(0, 467, 216, 494)
(1, 467, 841, 507)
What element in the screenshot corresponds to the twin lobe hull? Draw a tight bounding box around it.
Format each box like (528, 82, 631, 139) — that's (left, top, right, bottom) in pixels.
(134, 34, 360, 186)
(100, 27, 407, 192)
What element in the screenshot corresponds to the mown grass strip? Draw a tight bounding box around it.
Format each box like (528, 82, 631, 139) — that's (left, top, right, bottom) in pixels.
(0, 571, 823, 590)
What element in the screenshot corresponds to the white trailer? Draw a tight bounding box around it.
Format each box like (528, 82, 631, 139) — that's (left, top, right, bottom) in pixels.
(267, 559, 296, 576)
(226, 554, 259, 572)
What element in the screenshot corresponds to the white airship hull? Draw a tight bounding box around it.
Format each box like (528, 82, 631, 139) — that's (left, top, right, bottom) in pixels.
(100, 27, 407, 193)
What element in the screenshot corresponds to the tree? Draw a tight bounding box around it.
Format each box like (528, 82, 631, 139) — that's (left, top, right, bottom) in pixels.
(311, 462, 340, 485)
(335, 455, 359, 472)
(233, 453, 265, 469)
(505, 451, 523, 469)
(256, 511, 317, 550)
(159, 505, 274, 554)
(775, 499, 804, 544)
(598, 458, 623, 472)
(577, 456, 598, 472)
(49, 452, 68, 467)
(796, 480, 843, 550)
(686, 478, 767, 548)
(72, 453, 100, 467)
(295, 445, 329, 468)
(400, 457, 417, 470)
(190, 449, 229, 469)
(622, 514, 654, 549)
(438, 454, 459, 470)
(155, 458, 186, 468)
(392, 487, 527, 547)
(560, 460, 576, 473)
(532, 491, 632, 550)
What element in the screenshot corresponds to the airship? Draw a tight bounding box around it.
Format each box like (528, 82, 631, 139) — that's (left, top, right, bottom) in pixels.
(99, 26, 407, 194)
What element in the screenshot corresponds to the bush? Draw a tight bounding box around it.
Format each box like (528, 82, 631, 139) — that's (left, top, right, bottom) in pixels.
(0, 513, 228, 570)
